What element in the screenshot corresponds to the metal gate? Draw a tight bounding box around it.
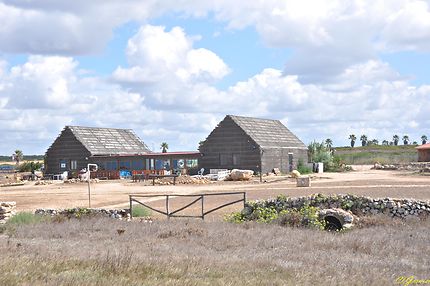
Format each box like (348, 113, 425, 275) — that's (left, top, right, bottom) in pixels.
(129, 192, 246, 220)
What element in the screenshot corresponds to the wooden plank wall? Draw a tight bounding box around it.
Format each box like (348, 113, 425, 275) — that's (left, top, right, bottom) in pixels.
(199, 117, 261, 172)
(45, 128, 91, 175)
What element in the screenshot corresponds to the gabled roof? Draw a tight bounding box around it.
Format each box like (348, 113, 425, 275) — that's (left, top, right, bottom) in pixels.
(67, 126, 151, 156)
(416, 143, 430, 150)
(228, 115, 307, 149)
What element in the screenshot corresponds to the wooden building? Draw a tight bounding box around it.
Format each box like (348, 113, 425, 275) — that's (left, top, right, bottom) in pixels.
(198, 115, 308, 174)
(416, 143, 430, 162)
(45, 126, 200, 177)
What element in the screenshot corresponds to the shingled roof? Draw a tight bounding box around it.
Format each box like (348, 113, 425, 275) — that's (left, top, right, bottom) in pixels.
(228, 115, 307, 149)
(67, 126, 150, 156)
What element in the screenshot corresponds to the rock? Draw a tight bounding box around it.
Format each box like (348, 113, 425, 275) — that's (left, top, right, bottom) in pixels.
(291, 170, 301, 178)
(296, 176, 311, 187)
(229, 169, 254, 181)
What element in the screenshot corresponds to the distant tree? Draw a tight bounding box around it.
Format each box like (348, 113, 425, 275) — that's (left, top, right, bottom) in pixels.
(421, 135, 428, 145)
(371, 139, 379, 145)
(13, 150, 23, 165)
(402, 135, 409, 145)
(393, 135, 399, 146)
(389, 141, 394, 146)
(325, 138, 333, 150)
(382, 140, 389, 146)
(160, 142, 169, 153)
(412, 141, 418, 145)
(348, 134, 357, 148)
(360, 135, 368, 147)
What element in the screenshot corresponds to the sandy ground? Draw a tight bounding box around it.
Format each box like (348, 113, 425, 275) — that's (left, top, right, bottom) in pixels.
(1, 166, 429, 219)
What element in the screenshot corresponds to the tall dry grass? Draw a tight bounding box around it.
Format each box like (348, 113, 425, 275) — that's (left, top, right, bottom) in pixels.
(0, 216, 429, 285)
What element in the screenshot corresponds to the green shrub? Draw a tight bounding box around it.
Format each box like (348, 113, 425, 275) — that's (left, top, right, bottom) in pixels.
(7, 212, 47, 225)
(131, 205, 152, 217)
(297, 159, 312, 174)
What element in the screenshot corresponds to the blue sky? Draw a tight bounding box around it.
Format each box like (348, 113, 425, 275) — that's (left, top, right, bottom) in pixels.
(0, 1, 429, 155)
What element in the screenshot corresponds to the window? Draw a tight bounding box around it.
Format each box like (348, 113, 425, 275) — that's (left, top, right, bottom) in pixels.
(173, 159, 185, 169)
(70, 160, 78, 170)
(59, 160, 67, 170)
(186, 159, 198, 168)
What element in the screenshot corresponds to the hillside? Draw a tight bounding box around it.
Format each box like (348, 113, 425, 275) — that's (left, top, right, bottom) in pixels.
(334, 145, 418, 165)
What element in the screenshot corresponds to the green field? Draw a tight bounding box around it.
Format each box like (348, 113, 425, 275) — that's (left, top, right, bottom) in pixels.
(334, 145, 418, 165)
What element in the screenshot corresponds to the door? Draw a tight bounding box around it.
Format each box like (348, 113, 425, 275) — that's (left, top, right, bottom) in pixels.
(288, 153, 293, 172)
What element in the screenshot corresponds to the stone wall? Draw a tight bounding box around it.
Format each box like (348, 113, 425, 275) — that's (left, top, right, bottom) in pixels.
(246, 194, 430, 219)
(0, 202, 16, 224)
(35, 208, 130, 220)
(373, 162, 430, 172)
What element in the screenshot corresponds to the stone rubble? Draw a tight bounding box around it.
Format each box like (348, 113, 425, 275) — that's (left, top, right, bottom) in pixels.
(35, 208, 131, 220)
(0, 202, 16, 224)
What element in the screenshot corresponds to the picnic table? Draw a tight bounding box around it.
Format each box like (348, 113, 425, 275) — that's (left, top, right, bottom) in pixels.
(148, 174, 178, 186)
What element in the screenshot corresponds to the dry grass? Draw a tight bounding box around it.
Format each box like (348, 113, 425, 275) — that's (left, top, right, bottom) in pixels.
(0, 216, 429, 285)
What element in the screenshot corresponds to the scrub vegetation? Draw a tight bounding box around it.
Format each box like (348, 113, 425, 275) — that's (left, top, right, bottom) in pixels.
(0, 216, 429, 285)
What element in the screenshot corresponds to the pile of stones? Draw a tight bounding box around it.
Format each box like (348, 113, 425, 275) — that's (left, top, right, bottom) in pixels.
(0, 202, 16, 224)
(35, 207, 130, 220)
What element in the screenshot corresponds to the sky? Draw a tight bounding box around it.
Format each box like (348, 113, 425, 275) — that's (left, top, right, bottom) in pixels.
(0, 0, 430, 155)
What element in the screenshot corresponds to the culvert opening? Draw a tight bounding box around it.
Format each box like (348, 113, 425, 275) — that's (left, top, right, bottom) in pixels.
(324, 215, 343, 231)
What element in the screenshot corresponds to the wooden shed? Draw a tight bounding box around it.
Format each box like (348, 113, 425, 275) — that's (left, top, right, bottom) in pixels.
(198, 115, 308, 174)
(416, 143, 430, 162)
(45, 126, 201, 177)
(45, 126, 151, 175)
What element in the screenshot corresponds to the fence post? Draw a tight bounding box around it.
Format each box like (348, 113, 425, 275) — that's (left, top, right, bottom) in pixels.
(243, 192, 246, 209)
(129, 196, 133, 220)
(166, 195, 170, 219)
(201, 195, 204, 220)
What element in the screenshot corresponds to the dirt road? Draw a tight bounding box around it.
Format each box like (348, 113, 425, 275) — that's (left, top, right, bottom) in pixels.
(1, 168, 429, 217)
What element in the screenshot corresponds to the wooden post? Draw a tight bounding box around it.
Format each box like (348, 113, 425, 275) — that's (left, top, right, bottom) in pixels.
(201, 195, 204, 220)
(129, 196, 133, 220)
(166, 195, 170, 219)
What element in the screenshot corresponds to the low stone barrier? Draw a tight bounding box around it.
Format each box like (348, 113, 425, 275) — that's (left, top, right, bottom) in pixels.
(373, 162, 430, 172)
(35, 208, 130, 220)
(0, 202, 16, 224)
(246, 194, 430, 219)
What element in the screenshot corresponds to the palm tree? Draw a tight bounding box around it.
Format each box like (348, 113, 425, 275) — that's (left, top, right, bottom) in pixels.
(348, 134, 356, 148)
(393, 135, 399, 146)
(13, 150, 23, 165)
(160, 142, 169, 153)
(421, 135, 428, 145)
(382, 140, 389, 146)
(402, 135, 409, 145)
(325, 138, 333, 150)
(360, 135, 367, 147)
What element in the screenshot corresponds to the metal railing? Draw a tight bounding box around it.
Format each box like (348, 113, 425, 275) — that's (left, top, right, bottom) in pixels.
(129, 192, 246, 220)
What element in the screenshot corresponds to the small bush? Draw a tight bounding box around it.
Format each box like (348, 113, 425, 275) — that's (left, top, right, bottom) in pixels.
(7, 212, 47, 225)
(297, 159, 312, 174)
(131, 205, 152, 217)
